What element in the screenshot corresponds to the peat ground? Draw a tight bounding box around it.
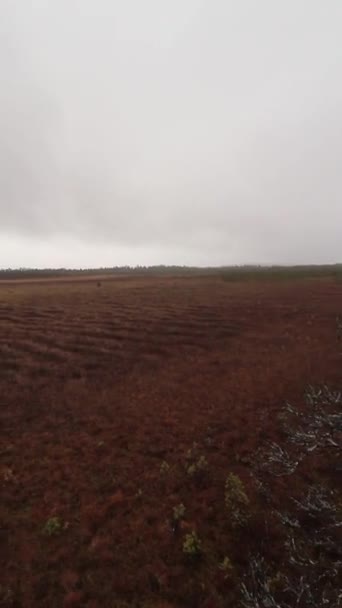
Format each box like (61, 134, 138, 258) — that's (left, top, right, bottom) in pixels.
(0, 275, 341, 607)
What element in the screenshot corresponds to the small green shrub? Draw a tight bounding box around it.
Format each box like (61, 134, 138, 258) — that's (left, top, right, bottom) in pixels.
(225, 473, 250, 527)
(182, 531, 202, 557)
(219, 556, 234, 578)
(173, 503, 186, 521)
(187, 455, 208, 476)
(42, 516, 63, 536)
(186, 442, 199, 460)
(160, 461, 170, 474)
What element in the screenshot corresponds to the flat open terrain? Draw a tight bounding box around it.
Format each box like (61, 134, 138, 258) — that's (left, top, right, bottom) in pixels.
(1, 275, 341, 607)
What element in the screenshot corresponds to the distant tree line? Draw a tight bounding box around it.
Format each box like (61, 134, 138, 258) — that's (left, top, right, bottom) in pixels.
(0, 264, 341, 281)
(0, 265, 208, 279)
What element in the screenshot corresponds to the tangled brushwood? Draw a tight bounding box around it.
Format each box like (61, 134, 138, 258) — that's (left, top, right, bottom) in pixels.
(245, 377, 342, 607)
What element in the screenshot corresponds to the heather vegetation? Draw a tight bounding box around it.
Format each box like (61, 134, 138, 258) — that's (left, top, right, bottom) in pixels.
(1, 274, 341, 607)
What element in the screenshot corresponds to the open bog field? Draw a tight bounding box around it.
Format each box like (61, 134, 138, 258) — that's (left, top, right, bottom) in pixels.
(1, 275, 341, 607)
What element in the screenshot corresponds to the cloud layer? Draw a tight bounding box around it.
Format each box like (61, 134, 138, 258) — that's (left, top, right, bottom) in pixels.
(1, 1, 342, 267)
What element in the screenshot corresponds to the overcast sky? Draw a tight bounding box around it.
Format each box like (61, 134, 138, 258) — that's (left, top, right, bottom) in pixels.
(1, 1, 341, 268)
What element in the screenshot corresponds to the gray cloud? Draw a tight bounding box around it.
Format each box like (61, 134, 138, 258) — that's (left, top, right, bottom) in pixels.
(1, 0, 342, 267)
